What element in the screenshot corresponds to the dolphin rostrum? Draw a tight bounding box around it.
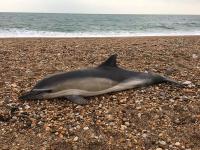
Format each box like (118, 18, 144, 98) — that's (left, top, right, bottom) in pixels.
(19, 54, 183, 105)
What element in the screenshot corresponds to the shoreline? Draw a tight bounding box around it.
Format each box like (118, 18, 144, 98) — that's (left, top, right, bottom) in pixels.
(0, 35, 200, 40)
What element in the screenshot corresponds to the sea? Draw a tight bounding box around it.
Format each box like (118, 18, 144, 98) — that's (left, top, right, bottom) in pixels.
(0, 13, 200, 37)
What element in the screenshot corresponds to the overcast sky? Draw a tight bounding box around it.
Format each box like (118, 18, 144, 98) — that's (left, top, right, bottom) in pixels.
(0, 0, 199, 14)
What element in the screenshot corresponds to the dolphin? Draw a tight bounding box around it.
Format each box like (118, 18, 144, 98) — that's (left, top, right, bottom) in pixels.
(19, 54, 183, 105)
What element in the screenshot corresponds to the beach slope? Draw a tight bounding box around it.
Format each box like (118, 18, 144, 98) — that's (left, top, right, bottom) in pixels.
(0, 36, 200, 149)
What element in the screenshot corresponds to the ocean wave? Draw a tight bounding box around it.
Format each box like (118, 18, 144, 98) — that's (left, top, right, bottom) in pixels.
(0, 28, 200, 37)
(154, 25, 175, 30)
(174, 22, 200, 27)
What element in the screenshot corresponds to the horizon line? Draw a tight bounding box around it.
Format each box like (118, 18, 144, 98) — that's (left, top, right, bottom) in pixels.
(0, 11, 199, 16)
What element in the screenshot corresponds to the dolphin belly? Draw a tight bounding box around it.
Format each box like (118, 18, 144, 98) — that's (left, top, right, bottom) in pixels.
(42, 77, 149, 98)
(40, 77, 118, 98)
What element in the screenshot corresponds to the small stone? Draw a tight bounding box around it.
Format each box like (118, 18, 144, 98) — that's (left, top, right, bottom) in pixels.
(45, 126, 51, 131)
(120, 125, 127, 130)
(159, 92, 165, 97)
(174, 118, 181, 124)
(76, 125, 80, 129)
(174, 142, 181, 146)
(142, 133, 147, 138)
(159, 140, 166, 145)
(112, 95, 117, 99)
(73, 136, 79, 141)
(192, 54, 198, 59)
(83, 126, 89, 130)
(106, 114, 114, 121)
(119, 98, 127, 103)
(183, 81, 192, 85)
(11, 83, 17, 88)
(138, 113, 142, 118)
(59, 134, 64, 138)
(125, 122, 130, 126)
(136, 106, 142, 110)
(24, 105, 30, 109)
(180, 95, 188, 101)
(156, 148, 163, 150)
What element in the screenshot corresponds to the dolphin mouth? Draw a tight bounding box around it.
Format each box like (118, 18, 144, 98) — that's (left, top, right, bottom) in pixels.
(19, 90, 44, 100)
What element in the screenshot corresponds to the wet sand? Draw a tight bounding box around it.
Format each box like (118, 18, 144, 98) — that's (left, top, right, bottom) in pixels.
(0, 36, 200, 149)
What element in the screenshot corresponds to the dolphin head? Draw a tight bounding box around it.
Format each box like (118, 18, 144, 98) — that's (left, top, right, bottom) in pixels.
(19, 89, 52, 100)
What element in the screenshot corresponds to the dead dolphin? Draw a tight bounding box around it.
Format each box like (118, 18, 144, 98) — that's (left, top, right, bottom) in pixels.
(19, 54, 182, 105)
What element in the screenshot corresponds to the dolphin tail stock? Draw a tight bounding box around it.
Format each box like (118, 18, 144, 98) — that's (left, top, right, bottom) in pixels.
(163, 77, 184, 87)
(150, 72, 184, 87)
(19, 89, 52, 100)
(154, 74, 184, 87)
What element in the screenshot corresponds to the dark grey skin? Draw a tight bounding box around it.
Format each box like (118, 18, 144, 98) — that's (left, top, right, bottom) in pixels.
(19, 54, 183, 105)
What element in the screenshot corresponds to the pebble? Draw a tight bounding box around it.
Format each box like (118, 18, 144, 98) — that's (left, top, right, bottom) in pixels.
(125, 122, 130, 126)
(45, 127, 51, 131)
(180, 95, 188, 101)
(156, 148, 163, 150)
(83, 126, 89, 130)
(159, 92, 166, 97)
(192, 54, 198, 59)
(136, 106, 142, 110)
(183, 81, 192, 85)
(138, 113, 142, 118)
(119, 98, 127, 103)
(142, 133, 147, 138)
(159, 140, 166, 145)
(73, 136, 79, 141)
(106, 114, 114, 121)
(174, 142, 181, 146)
(120, 125, 127, 130)
(112, 95, 117, 99)
(11, 83, 17, 88)
(24, 105, 30, 109)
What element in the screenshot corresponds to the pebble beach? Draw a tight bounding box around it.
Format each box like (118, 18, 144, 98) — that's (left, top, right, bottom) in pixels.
(0, 36, 200, 149)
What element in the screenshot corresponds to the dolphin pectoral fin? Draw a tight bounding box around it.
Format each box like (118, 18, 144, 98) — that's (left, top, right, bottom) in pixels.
(66, 95, 89, 105)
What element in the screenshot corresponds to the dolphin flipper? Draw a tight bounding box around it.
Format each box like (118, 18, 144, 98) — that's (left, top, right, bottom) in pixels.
(66, 95, 89, 105)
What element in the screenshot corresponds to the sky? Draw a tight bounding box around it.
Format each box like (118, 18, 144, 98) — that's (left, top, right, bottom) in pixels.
(0, 0, 199, 15)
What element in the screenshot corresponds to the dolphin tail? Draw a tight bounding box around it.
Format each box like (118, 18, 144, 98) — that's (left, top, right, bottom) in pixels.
(19, 89, 51, 100)
(151, 73, 184, 87)
(160, 76, 184, 87)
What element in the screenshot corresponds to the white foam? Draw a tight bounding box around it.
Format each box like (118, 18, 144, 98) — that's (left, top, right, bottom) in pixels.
(0, 28, 200, 38)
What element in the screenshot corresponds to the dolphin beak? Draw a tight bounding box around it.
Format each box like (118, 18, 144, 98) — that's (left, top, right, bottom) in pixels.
(19, 91, 43, 100)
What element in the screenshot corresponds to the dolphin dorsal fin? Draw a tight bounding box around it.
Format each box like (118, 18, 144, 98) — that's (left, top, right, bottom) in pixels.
(98, 54, 118, 68)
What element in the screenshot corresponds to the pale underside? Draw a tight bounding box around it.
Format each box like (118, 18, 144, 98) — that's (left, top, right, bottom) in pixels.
(34, 77, 149, 98)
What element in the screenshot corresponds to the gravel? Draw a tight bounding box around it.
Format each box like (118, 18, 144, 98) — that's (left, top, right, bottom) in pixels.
(0, 36, 200, 149)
